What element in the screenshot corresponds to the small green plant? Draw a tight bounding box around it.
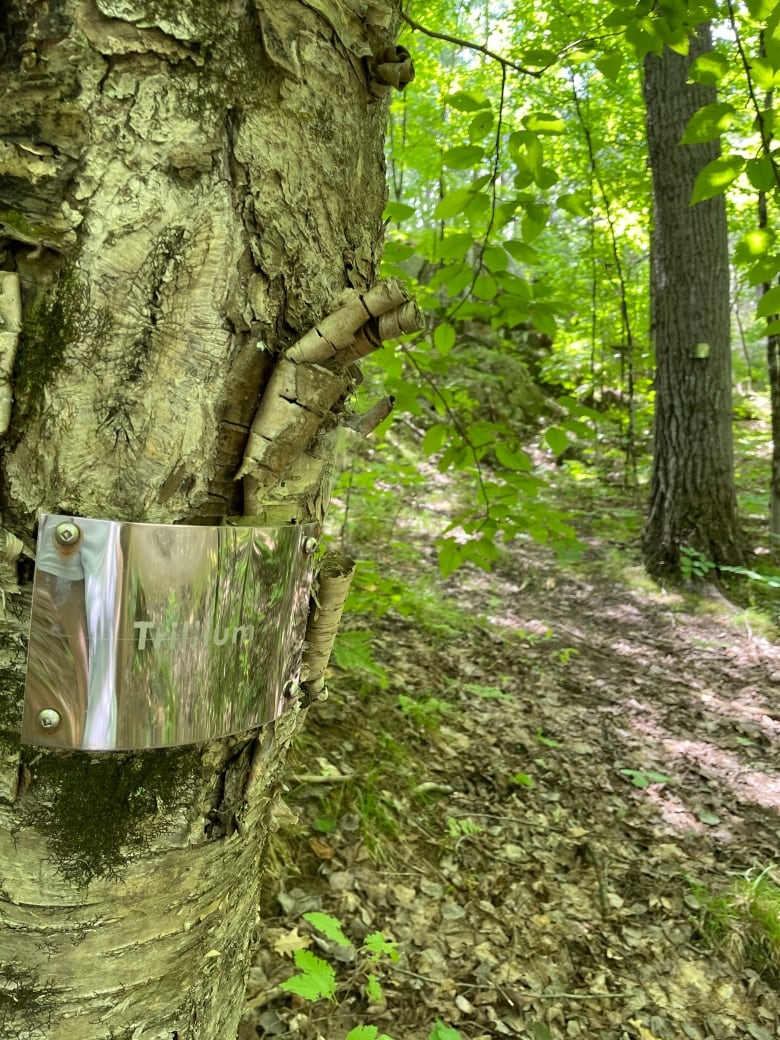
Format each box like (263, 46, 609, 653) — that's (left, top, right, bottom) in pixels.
(680, 546, 780, 591)
(280, 911, 399, 1012)
(690, 868, 780, 982)
(619, 768, 673, 789)
(463, 681, 513, 700)
(332, 630, 389, 688)
(428, 1023, 463, 1040)
(680, 545, 713, 581)
(551, 646, 578, 665)
(534, 728, 562, 748)
(446, 815, 483, 837)
(397, 693, 450, 730)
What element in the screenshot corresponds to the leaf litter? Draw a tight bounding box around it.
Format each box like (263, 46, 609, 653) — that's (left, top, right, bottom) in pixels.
(241, 527, 780, 1040)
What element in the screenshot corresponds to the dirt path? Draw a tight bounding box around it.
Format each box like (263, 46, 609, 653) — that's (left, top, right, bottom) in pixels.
(241, 535, 780, 1040)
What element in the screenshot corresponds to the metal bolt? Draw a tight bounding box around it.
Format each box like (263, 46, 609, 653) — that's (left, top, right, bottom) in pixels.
(54, 521, 81, 546)
(303, 536, 318, 555)
(37, 708, 61, 731)
(283, 679, 300, 700)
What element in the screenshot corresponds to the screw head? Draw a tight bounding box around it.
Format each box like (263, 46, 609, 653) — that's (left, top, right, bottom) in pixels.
(54, 522, 81, 546)
(37, 708, 62, 731)
(303, 536, 318, 555)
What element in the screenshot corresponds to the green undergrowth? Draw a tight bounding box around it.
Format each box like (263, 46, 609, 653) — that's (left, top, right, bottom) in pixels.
(690, 868, 780, 984)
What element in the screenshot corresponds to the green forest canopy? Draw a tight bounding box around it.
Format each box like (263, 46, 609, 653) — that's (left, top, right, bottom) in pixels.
(359, 0, 780, 576)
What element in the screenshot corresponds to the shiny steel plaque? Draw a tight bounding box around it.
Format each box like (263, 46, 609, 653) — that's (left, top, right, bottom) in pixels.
(22, 515, 317, 750)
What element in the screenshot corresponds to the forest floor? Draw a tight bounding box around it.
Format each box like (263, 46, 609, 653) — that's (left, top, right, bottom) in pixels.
(240, 483, 780, 1040)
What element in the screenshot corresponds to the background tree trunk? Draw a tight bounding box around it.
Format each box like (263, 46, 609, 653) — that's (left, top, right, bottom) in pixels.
(642, 24, 743, 577)
(0, 2, 400, 1037)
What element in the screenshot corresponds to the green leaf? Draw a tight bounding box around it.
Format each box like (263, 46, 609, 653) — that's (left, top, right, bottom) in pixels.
(469, 110, 495, 141)
(447, 91, 491, 112)
(747, 0, 777, 18)
(495, 442, 531, 470)
(428, 1022, 463, 1040)
(596, 51, 623, 81)
(620, 768, 672, 789)
(504, 239, 540, 264)
(363, 931, 400, 963)
(545, 426, 568, 456)
(522, 111, 565, 135)
(346, 1027, 393, 1040)
(464, 682, 512, 699)
(521, 48, 557, 68)
(738, 224, 776, 264)
(747, 56, 779, 91)
(747, 252, 780, 285)
(433, 323, 456, 354)
(473, 274, 498, 300)
(698, 811, 721, 826)
(303, 911, 351, 948)
(680, 102, 736, 144)
(433, 188, 475, 220)
(757, 285, 780, 318)
(382, 241, 415, 263)
(428, 262, 468, 291)
(332, 632, 388, 687)
(482, 245, 509, 272)
(625, 17, 664, 58)
(746, 156, 777, 191)
(511, 772, 535, 787)
(442, 145, 485, 170)
(688, 49, 730, 86)
(509, 130, 544, 182)
(365, 974, 384, 1004)
(690, 154, 744, 204)
(557, 192, 591, 217)
(530, 304, 557, 338)
(444, 266, 475, 297)
(383, 201, 415, 221)
(280, 950, 337, 1002)
(437, 537, 465, 577)
(464, 191, 490, 222)
(422, 423, 449, 455)
(522, 203, 550, 242)
(535, 728, 561, 747)
(438, 232, 474, 261)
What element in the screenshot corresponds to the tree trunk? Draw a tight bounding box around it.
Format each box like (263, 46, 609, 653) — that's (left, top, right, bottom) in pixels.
(0, 2, 407, 1037)
(642, 24, 743, 577)
(769, 332, 780, 541)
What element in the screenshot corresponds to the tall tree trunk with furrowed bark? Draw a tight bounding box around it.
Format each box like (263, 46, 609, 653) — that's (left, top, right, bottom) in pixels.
(0, 2, 416, 1037)
(642, 23, 744, 577)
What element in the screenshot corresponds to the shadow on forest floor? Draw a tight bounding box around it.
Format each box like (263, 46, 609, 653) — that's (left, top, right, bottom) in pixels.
(242, 509, 780, 1040)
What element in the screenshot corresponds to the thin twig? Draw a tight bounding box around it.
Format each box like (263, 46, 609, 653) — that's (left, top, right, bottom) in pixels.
(399, 11, 543, 77)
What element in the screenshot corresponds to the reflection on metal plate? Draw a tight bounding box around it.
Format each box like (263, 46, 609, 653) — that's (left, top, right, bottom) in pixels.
(21, 515, 317, 750)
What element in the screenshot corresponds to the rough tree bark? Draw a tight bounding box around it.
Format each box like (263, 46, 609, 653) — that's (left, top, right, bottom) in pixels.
(0, 2, 416, 1037)
(642, 23, 744, 577)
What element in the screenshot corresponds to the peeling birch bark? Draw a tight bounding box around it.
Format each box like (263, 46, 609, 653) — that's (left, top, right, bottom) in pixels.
(0, 271, 20, 435)
(0, 1, 412, 1037)
(301, 551, 357, 700)
(236, 280, 422, 493)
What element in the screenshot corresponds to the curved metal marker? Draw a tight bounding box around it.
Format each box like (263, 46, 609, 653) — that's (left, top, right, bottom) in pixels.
(21, 515, 318, 751)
